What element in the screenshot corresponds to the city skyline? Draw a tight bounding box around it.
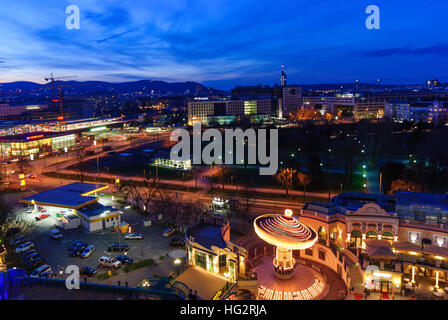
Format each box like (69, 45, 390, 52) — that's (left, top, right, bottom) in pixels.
(0, 0, 448, 89)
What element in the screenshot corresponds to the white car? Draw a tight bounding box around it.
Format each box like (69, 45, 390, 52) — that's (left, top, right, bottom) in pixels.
(15, 242, 34, 254)
(162, 228, 175, 238)
(30, 264, 51, 278)
(124, 233, 144, 240)
(81, 245, 95, 258)
(49, 229, 63, 240)
(98, 256, 121, 269)
(26, 207, 33, 214)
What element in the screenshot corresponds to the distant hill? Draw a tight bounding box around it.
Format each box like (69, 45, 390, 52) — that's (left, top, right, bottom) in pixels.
(0, 79, 227, 97)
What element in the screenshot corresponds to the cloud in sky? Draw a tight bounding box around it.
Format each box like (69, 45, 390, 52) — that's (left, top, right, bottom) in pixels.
(0, 0, 448, 89)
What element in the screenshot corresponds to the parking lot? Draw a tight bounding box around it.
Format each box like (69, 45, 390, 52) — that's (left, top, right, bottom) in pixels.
(16, 201, 184, 279)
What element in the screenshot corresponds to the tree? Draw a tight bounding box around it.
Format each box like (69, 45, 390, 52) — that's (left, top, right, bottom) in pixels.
(140, 179, 159, 214)
(0, 195, 34, 265)
(274, 168, 297, 198)
(75, 149, 86, 183)
(389, 179, 423, 193)
(191, 167, 201, 192)
(158, 190, 184, 227)
(119, 179, 159, 214)
(120, 180, 140, 208)
(297, 171, 311, 200)
(183, 200, 208, 224)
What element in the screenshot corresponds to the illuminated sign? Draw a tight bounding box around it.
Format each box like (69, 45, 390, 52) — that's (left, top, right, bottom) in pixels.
(57, 116, 64, 121)
(26, 134, 45, 140)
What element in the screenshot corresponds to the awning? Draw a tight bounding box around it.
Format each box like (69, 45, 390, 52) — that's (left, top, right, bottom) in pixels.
(393, 241, 421, 252)
(366, 239, 397, 260)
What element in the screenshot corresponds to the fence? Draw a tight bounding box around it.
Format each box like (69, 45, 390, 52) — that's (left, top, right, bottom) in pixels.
(5, 275, 186, 300)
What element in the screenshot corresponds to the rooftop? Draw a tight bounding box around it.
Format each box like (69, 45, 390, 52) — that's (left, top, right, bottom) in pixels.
(20, 182, 107, 209)
(78, 202, 116, 218)
(0, 131, 75, 142)
(304, 191, 448, 217)
(185, 219, 227, 250)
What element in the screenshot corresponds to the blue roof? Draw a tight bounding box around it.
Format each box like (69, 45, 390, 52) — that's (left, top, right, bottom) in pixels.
(78, 202, 115, 218)
(21, 182, 107, 208)
(186, 221, 227, 250)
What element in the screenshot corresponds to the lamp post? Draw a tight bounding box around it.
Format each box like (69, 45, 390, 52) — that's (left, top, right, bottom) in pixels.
(174, 258, 181, 276)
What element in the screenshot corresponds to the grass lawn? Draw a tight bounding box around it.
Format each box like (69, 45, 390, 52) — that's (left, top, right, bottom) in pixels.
(123, 258, 155, 273)
(212, 167, 364, 193)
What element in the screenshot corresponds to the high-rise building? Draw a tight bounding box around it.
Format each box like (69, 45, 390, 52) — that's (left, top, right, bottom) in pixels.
(187, 99, 275, 125)
(231, 69, 302, 117)
(280, 69, 287, 87)
(281, 86, 302, 115)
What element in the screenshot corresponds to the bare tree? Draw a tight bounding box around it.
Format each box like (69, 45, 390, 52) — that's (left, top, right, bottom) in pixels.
(140, 179, 159, 214)
(119, 180, 143, 210)
(191, 167, 201, 192)
(239, 183, 256, 213)
(0, 196, 34, 266)
(158, 190, 184, 227)
(75, 149, 86, 183)
(183, 200, 208, 224)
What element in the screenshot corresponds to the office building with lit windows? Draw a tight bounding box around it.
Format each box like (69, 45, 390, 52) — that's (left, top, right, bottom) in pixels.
(385, 99, 448, 123)
(303, 93, 386, 119)
(187, 99, 275, 125)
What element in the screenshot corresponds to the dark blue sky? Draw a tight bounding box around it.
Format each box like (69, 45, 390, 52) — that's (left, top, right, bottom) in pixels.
(0, 0, 447, 89)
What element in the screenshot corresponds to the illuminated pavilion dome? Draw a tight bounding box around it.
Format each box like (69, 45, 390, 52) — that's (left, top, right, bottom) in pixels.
(254, 209, 318, 279)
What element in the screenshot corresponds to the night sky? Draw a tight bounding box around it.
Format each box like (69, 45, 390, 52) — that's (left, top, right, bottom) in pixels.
(0, 0, 447, 89)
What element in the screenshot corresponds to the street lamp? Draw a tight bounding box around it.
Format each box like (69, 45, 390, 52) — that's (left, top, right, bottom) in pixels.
(174, 258, 181, 276)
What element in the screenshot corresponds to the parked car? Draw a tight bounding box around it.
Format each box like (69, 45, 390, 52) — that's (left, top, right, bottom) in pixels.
(15, 242, 34, 254)
(124, 233, 144, 240)
(28, 174, 38, 179)
(26, 207, 33, 214)
(25, 258, 43, 271)
(5, 227, 20, 239)
(30, 264, 51, 278)
(22, 253, 41, 265)
(80, 266, 97, 277)
(80, 245, 95, 258)
(69, 242, 88, 257)
(49, 229, 63, 240)
(116, 255, 133, 264)
(10, 235, 27, 246)
(210, 213, 225, 220)
(21, 249, 38, 260)
(67, 240, 83, 251)
(98, 256, 121, 269)
(35, 213, 50, 221)
(107, 243, 129, 252)
(162, 228, 175, 238)
(169, 238, 185, 248)
(41, 271, 57, 278)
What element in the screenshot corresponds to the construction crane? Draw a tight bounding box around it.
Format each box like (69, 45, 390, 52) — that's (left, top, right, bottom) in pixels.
(44, 73, 75, 121)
